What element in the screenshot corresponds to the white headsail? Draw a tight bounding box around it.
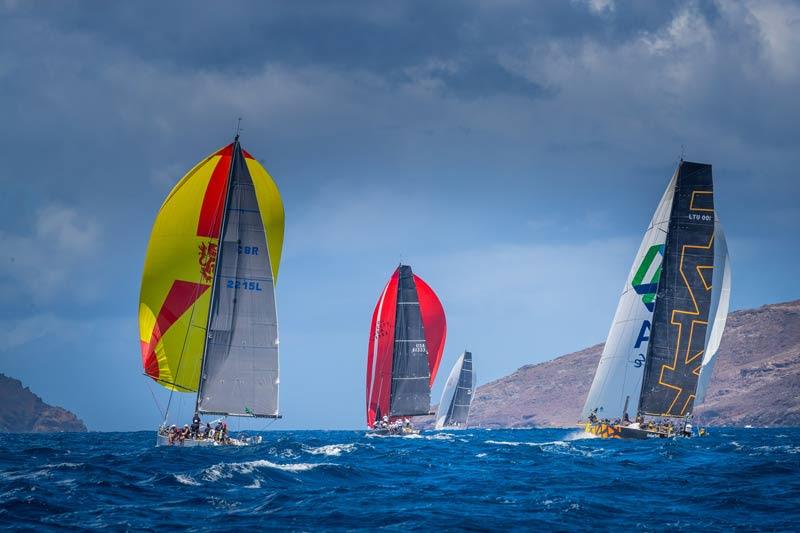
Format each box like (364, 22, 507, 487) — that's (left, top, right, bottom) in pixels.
(695, 220, 731, 404)
(582, 170, 677, 420)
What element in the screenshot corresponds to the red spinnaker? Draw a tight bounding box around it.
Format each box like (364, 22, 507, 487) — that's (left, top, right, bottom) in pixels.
(365, 267, 446, 427)
(416, 275, 446, 386)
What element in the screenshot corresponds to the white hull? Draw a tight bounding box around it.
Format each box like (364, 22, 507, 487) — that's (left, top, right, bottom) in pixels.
(155, 433, 262, 447)
(368, 427, 420, 436)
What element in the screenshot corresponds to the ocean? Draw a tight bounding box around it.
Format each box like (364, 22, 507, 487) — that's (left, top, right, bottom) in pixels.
(1, 428, 798, 531)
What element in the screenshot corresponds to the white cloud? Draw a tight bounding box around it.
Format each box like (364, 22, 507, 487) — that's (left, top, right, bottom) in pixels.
(587, 0, 615, 15)
(745, 0, 800, 81)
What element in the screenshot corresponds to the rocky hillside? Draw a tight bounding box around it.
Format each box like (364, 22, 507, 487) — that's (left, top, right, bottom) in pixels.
(0, 374, 87, 432)
(427, 299, 800, 428)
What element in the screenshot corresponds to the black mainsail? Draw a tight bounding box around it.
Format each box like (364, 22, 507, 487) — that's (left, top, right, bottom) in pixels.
(389, 265, 432, 416)
(638, 161, 716, 417)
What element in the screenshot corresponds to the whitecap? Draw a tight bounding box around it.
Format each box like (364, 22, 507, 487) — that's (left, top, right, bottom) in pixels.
(44, 462, 83, 469)
(201, 459, 327, 481)
(174, 474, 201, 486)
(426, 433, 454, 441)
(563, 430, 598, 441)
(475, 453, 487, 458)
(304, 443, 357, 457)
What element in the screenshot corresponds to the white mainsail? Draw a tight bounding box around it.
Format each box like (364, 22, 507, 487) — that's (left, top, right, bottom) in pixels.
(435, 353, 464, 429)
(695, 220, 731, 404)
(581, 170, 677, 420)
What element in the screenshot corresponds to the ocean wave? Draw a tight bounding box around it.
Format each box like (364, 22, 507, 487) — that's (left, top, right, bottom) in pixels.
(173, 474, 201, 486)
(201, 459, 329, 482)
(2, 428, 798, 530)
(303, 443, 357, 456)
(426, 433, 455, 441)
(485, 439, 568, 447)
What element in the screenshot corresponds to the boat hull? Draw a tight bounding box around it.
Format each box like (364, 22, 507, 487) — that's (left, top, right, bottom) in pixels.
(156, 434, 262, 447)
(583, 422, 672, 440)
(368, 427, 420, 436)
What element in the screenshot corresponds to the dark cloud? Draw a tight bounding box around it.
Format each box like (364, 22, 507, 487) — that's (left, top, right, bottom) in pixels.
(0, 0, 798, 429)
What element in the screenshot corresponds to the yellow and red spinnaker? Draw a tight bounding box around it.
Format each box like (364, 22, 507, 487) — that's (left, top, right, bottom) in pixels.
(138, 143, 284, 391)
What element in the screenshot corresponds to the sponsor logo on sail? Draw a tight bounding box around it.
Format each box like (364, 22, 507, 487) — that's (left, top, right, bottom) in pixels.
(628, 243, 664, 369)
(631, 244, 664, 312)
(198, 241, 218, 284)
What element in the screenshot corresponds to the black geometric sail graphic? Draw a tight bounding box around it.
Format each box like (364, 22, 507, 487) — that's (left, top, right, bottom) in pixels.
(389, 265, 431, 416)
(639, 161, 715, 417)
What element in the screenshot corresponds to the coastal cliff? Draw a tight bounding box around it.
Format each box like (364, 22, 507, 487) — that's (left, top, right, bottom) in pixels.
(0, 374, 87, 432)
(426, 299, 800, 428)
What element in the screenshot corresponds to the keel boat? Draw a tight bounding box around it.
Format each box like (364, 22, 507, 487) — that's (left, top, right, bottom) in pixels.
(139, 136, 284, 446)
(366, 265, 446, 435)
(582, 161, 731, 439)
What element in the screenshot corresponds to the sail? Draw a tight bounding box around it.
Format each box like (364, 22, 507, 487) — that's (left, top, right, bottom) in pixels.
(581, 170, 677, 419)
(138, 141, 284, 397)
(435, 351, 476, 429)
(366, 270, 399, 427)
(695, 220, 731, 403)
(390, 265, 432, 416)
(366, 265, 447, 426)
(416, 276, 447, 386)
(196, 142, 284, 417)
(639, 161, 715, 417)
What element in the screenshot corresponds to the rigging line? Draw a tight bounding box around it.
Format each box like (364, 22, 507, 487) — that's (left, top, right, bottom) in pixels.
(145, 377, 165, 421)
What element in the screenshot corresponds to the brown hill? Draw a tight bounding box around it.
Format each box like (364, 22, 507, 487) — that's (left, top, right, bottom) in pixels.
(0, 374, 87, 432)
(425, 299, 800, 428)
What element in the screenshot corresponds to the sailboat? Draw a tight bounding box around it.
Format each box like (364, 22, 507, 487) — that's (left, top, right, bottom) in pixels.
(366, 264, 446, 435)
(138, 136, 284, 446)
(434, 351, 476, 430)
(582, 160, 731, 439)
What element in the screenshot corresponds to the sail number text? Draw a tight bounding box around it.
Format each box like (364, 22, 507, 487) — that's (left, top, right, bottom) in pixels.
(411, 343, 426, 353)
(238, 245, 259, 255)
(688, 213, 712, 222)
(226, 279, 263, 291)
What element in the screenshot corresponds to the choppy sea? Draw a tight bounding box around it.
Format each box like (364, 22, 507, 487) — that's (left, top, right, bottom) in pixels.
(1, 428, 798, 531)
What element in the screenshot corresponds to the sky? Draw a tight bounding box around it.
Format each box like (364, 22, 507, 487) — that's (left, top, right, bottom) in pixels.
(0, 0, 798, 431)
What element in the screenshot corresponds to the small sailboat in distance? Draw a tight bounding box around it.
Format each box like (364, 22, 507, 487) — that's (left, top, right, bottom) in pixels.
(138, 135, 284, 446)
(435, 351, 476, 430)
(582, 160, 731, 439)
(366, 265, 446, 435)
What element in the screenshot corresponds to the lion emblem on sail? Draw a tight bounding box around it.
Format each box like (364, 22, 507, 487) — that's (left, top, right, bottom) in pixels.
(198, 241, 218, 284)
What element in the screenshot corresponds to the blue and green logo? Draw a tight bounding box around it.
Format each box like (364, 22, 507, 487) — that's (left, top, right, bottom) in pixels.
(632, 244, 664, 312)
